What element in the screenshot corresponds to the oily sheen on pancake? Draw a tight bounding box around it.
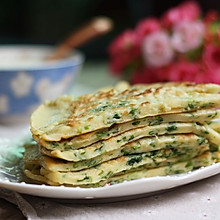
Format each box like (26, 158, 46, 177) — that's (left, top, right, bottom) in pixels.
(33, 109, 220, 151)
(31, 83, 220, 141)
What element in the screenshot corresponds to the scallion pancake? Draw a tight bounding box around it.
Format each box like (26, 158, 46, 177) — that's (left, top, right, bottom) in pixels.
(24, 151, 215, 187)
(106, 151, 217, 186)
(30, 145, 209, 186)
(34, 109, 220, 151)
(40, 122, 220, 162)
(24, 134, 208, 172)
(31, 83, 220, 141)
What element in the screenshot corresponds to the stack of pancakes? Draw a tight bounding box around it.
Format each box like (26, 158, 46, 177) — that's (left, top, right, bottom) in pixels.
(24, 82, 220, 187)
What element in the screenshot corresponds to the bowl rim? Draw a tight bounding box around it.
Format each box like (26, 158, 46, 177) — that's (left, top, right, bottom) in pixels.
(0, 45, 85, 71)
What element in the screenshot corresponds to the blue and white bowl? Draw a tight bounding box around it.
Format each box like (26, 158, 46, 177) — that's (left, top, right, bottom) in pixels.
(0, 45, 84, 124)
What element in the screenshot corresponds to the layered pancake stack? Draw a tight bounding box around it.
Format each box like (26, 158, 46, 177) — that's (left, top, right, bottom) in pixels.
(24, 82, 220, 187)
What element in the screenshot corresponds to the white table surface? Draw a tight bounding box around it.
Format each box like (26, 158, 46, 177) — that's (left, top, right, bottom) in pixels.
(1, 62, 220, 220)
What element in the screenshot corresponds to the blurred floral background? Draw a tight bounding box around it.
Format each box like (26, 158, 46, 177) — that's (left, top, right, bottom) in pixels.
(1, 0, 220, 84)
(108, 1, 220, 84)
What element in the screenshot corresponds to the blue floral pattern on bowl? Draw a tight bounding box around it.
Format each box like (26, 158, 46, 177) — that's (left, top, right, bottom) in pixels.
(0, 46, 84, 123)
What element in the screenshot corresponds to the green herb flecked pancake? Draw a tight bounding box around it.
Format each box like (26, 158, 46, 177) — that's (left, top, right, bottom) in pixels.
(31, 83, 220, 141)
(23, 134, 208, 171)
(34, 109, 220, 151)
(24, 82, 220, 188)
(25, 145, 208, 186)
(39, 122, 220, 162)
(24, 151, 217, 187)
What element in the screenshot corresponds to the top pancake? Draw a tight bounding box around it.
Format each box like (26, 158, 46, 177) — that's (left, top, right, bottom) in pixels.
(31, 82, 220, 141)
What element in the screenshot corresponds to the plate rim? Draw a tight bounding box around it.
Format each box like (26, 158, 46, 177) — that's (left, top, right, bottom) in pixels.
(1, 162, 220, 199)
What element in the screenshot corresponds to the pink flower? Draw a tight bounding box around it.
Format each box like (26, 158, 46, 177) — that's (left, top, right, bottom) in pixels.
(142, 31, 174, 67)
(161, 7, 182, 29)
(203, 43, 220, 71)
(131, 68, 161, 84)
(155, 65, 173, 81)
(167, 61, 211, 83)
(131, 65, 174, 84)
(109, 30, 136, 55)
(135, 18, 160, 43)
(180, 1, 201, 20)
(171, 20, 205, 53)
(108, 1, 220, 85)
(161, 1, 201, 28)
(168, 61, 198, 82)
(208, 69, 220, 84)
(108, 30, 140, 74)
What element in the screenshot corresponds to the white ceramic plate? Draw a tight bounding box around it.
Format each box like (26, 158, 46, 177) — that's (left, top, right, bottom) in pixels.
(1, 136, 220, 200)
